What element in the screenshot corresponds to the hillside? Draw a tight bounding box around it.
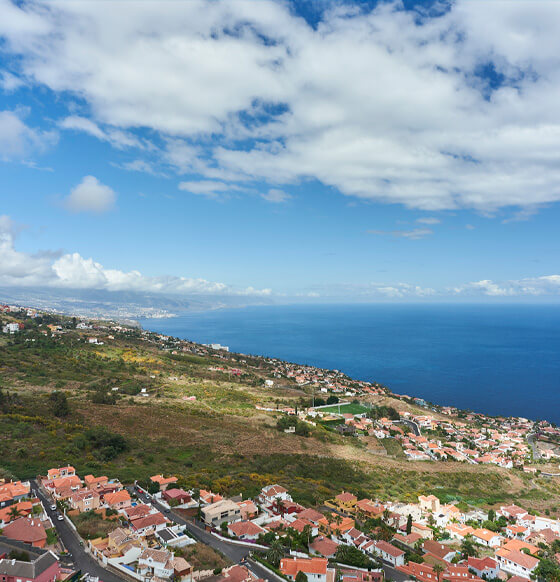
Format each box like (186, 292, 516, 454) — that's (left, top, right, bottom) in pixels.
(1, 308, 560, 516)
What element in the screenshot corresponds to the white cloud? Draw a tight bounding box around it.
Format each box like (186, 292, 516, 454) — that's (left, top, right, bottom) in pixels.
(416, 217, 440, 225)
(59, 115, 144, 149)
(368, 228, 433, 240)
(0, 214, 272, 297)
(453, 275, 560, 297)
(178, 180, 241, 200)
(2, 1, 560, 211)
(261, 189, 291, 203)
(0, 109, 57, 160)
(0, 71, 25, 91)
(63, 175, 116, 214)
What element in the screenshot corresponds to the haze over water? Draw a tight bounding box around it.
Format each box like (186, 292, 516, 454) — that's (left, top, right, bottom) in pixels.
(141, 304, 560, 424)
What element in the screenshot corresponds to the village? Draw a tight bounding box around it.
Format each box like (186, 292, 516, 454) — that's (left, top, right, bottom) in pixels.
(2, 464, 560, 582)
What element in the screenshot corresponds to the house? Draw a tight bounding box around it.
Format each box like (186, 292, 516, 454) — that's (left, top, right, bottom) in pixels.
(467, 556, 499, 579)
(289, 518, 318, 537)
(506, 524, 529, 540)
(259, 485, 292, 506)
(201, 499, 241, 527)
(162, 488, 192, 505)
(310, 536, 339, 558)
(421, 540, 456, 564)
(2, 517, 47, 548)
(130, 512, 168, 535)
(84, 475, 108, 490)
(227, 520, 265, 541)
(69, 489, 100, 513)
(297, 507, 324, 525)
(0, 481, 30, 507)
(471, 528, 501, 547)
(199, 490, 223, 505)
(392, 532, 422, 550)
(0, 536, 60, 582)
(329, 491, 358, 513)
(150, 474, 178, 492)
(355, 499, 384, 520)
(339, 569, 383, 582)
(418, 495, 440, 513)
(219, 564, 261, 582)
(2, 323, 20, 334)
(280, 556, 328, 582)
(124, 504, 155, 521)
(495, 547, 539, 579)
(318, 515, 355, 536)
(0, 501, 35, 527)
(374, 540, 405, 567)
(445, 523, 474, 540)
(397, 561, 483, 582)
(499, 504, 528, 522)
(411, 522, 433, 540)
(237, 500, 258, 520)
(46, 466, 75, 481)
(138, 548, 174, 579)
(104, 489, 131, 510)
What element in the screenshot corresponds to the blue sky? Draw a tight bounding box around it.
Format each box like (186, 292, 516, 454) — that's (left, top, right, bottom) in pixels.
(1, 0, 560, 303)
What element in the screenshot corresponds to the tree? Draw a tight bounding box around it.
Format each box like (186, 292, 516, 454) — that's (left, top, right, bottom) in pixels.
(406, 514, 413, 535)
(266, 539, 286, 567)
(432, 563, 444, 582)
(534, 558, 560, 582)
(295, 572, 308, 582)
(487, 508, 496, 522)
(334, 545, 373, 568)
(8, 505, 21, 520)
(460, 535, 478, 558)
(326, 395, 339, 405)
(49, 391, 69, 417)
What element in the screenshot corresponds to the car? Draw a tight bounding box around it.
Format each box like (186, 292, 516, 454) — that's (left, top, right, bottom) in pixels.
(57, 514, 64, 521)
(50, 504, 57, 511)
(164, 508, 170, 513)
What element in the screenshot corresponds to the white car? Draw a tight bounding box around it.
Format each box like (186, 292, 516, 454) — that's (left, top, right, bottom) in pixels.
(57, 514, 64, 521)
(51, 504, 57, 511)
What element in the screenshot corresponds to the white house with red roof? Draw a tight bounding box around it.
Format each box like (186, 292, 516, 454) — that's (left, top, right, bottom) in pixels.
(373, 540, 405, 567)
(227, 520, 265, 541)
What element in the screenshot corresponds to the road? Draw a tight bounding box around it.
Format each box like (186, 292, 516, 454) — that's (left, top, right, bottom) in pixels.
(527, 433, 541, 460)
(396, 419, 420, 436)
(31, 480, 125, 582)
(133, 488, 410, 581)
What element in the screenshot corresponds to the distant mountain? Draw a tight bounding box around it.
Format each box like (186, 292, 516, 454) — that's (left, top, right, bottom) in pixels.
(0, 287, 273, 320)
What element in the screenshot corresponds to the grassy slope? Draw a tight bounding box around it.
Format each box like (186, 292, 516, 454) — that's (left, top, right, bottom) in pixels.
(1, 326, 559, 515)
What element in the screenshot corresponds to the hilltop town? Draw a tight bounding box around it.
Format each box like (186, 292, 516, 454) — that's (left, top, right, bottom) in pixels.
(2, 303, 560, 582)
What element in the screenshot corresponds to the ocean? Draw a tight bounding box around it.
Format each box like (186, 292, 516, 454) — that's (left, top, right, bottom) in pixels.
(139, 303, 560, 424)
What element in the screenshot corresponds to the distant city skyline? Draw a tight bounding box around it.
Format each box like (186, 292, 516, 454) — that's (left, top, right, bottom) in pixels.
(2, 0, 560, 304)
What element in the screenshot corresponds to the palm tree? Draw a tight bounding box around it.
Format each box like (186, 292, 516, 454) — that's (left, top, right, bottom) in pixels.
(382, 509, 390, 524)
(276, 497, 286, 517)
(460, 535, 478, 558)
(8, 506, 21, 520)
(266, 539, 286, 567)
(432, 563, 444, 582)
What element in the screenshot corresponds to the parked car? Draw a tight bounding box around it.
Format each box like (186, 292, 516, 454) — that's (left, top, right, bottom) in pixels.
(57, 514, 64, 521)
(50, 504, 57, 511)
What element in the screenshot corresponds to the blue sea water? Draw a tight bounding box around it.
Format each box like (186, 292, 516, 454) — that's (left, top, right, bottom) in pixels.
(139, 303, 560, 424)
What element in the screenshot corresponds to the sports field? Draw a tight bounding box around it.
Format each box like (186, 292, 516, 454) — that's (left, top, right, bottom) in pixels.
(319, 402, 370, 415)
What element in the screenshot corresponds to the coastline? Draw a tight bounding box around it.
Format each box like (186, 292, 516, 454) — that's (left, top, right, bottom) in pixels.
(138, 303, 560, 425)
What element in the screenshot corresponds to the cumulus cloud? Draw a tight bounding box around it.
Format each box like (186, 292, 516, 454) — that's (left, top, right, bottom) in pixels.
(368, 228, 433, 240)
(2, 1, 560, 211)
(0, 214, 272, 296)
(0, 109, 57, 160)
(261, 189, 291, 203)
(63, 175, 116, 214)
(0, 71, 25, 91)
(453, 276, 560, 297)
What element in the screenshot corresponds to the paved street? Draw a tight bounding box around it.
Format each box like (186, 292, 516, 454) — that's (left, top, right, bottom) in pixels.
(132, 487, 409, 582)
(30, 479, 409, 582)
(31, 480, 125, 582)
